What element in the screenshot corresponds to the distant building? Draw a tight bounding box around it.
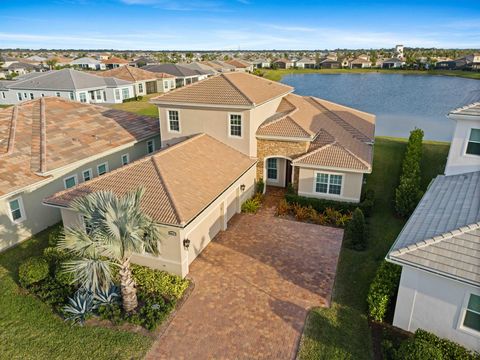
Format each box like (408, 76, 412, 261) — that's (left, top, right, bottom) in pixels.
(395, 45, 405, 60)
(319, 58, 341, 69)
(295, 58, 317, 69)
(382, 58, 405, 69)
(272, 59, 294, 69)
(71, 57, 106, 71)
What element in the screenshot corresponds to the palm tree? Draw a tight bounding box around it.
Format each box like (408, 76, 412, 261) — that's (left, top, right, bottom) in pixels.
(58, 188, 160, 312)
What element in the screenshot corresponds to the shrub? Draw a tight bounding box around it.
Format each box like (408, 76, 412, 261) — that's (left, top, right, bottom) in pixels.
(29, 276, 73, 309)
(395, 128, 424, 217)
(414, 329, 480, 360)
(43, 246, 71, 268)
(255, 178, 265, 194)
(395, 337, 443, 360)
(63, 290, 94, 325)
(276, 199, 291, 216)
(131, 264, 189, 300)
(128, 293, 173, 331)
(367, 261, 401, 322)
(18, 257, 49, 287)
(242, 195, 262, 214)
(344, 208, 367, 250)
(361, 188, 375, 217)
(54, 268, 76, 287)
(93, 285, 121, 307)
(292, 204, 311, 221)
(48, 224, 64, 247)
(286, 182, 295, 195)
(97, 303, 124, 324)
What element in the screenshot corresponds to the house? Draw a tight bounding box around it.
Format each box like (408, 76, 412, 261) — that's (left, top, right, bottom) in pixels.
(179, 62, 218, 76)
(296, 58, 317, 69)
(142, 64, 207, 87)
(129, 56, 158, 68)
(101, 56, 129, 69)
(435, 59, 456, 70)
(5, 62, 42, 75)
(382, 58, 405, 69)
(225, 59, 254, 72)
(251, 58, 271, 69)
(200, 60, 236, 73)
(272, 59, 294, 69)
(319, 59, 341, 69)
(386, 102, 480, 351)
(350, 57, 372, 69)
(0, 97, 160, 252)
(151, 72, 375, 203)
(95, 65, 176, 95)
(395, 45, 405, 60)
(0, 68, 135, 105)
(71, 57, 106, 71)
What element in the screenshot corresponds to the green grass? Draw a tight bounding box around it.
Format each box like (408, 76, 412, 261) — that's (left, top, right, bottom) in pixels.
(0, 227, 153, 360)
(261, 68, 480, 82)
(0, 104, 12, 109)
(297, 137, 450, 360)
(109, 93, 159, 117)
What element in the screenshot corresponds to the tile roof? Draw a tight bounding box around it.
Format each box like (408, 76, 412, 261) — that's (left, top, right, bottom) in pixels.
(101, 57, 129, 65)
(225, 59, 250, 68)
(95, 65, 173, 82)
(388, 171, 480, 286)
(178, 62, 217, 76)
(151, 72, 293, 107)
(449, 102, 480, 118)
(44, 134, 257, 226)
(142, 64, 199, 77)
(0, 97, 159, 197)
(258, 94, 375, 171)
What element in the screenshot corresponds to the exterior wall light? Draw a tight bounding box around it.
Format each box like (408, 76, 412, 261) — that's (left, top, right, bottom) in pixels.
(240, 184, 246, 191)
(183, 238, 190, 249)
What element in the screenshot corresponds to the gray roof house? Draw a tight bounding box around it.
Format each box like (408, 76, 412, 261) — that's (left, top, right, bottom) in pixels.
(71, 57, 106, 70)
(179, 62, 218, 76)
(0, 68, 135, 105)
(142, 63, 208, 87)
(387, 102, 480, 351)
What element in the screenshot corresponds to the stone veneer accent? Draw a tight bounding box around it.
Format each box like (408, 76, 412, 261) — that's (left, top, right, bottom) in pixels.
(256, 139, 309, 185)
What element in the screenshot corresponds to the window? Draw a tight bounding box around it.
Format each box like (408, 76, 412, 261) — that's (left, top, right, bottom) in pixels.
(121, 88, 130, 99)
(8, 197, 25, 223)
(17, 93, 22, 101)
(168, 110, 180, 132)
(462, 293, 480, 333)
(115, 89, 120, 100)
(146, 139, 155, 154)
(267, 158, 278, 180)
(96, 91, 102, 100)
(83, 216, 93, 235)
(121, 153, 129, 166)
(229, 114, 242, 137)
(138, 83, 143, 93)
(1, 92, 5, 99)
(69, 92, 75, 100)
(170, 80, 174, 88)
(315, 173, 343, 195)
(79, 92, 87, 103)
(55, 92, 61, 97)
(82, 169, 92, 182)
(64, 175, 77, 189)
(164, 81, 169, 89)
(466, 129, 480, 156)
(97, 162, 109, 175)
(29, 93, 34, 100)
(24, 93, 27, 99)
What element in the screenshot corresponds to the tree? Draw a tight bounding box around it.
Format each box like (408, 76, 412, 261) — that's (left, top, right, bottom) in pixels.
(58, 188, 161, 312)
(46, 58, 58, 70)
(344, 208, 367, 250)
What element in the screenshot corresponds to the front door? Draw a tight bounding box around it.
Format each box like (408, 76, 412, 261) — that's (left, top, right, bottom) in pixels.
(285, 160, 292, 187)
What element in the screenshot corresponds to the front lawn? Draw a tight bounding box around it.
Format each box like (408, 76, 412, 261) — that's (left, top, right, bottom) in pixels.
(0, 228, 153, 360)
(109, 94, 159, 118)
(297, 137, 450, 360)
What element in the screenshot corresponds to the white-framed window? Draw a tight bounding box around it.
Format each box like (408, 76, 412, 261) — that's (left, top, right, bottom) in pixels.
(121, 88, 130, 99)
(82, 169, 92, 182)
(55, 92, 61, 97)
(267, 158, 278, 180)
(63, 174, 78, 189)
(23, 93, 27, 99)
(96, 91, 102, 100)
(138, 83, 143, 93)
(164, 80, 169, 89)
(69, 92, 75, 100)
(29, 93, 34, 100)
(466, 128, 480, 156)
(8, 196, 26, 223)
(115, 89, 120, 100)
(17, 93, 22, 101)
(229, 113, 242, 138)
(121, 153, 130, 165)
(1, 92, 5, 99)
(167, 110, 180, 132)
(79, 92, 87, 103)
(97, 162, 109, 175)
(315, 172, 343, 195)
(146, 139, 155, 154)
(461, 293, 480, 334)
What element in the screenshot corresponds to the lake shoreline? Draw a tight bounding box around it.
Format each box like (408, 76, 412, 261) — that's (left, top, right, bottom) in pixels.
(262, 68, 480, 82)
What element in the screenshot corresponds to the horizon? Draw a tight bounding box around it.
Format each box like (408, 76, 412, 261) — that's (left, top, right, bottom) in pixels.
(1, 0, 479, 50)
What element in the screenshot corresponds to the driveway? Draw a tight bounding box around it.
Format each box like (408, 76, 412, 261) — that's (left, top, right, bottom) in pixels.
(147, 190, 343, 360)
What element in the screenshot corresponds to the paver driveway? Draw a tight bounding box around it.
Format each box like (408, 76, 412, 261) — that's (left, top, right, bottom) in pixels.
(147, 190, 343, 360)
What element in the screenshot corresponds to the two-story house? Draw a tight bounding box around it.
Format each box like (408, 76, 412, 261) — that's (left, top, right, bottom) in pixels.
(0, 97, 160, 252)
(386, 102, 480, 351)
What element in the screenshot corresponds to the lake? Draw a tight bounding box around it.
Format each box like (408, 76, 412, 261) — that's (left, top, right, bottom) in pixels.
(281, 73, 480, 141)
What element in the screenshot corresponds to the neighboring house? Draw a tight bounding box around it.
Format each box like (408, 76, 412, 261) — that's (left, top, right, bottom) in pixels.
(435, 59, 456, 70)
(71, 57, 106, 70)
(101, 56, 129, 69)
(179, 62, 218, 76)
(225, 59, 254, 72)
(200, 60, 236, 73)
(44, 134, 256, 277)
(142, 64, 207, 87)
(95, 65, 176, 95)
(251, 58, 271, 69)
(129, 56, 158, 68)
(386, 102, 480, 351)
(26, 55, 47, 63)
(49, 56, 73, 67)
(296, 58, 317, 69)
(272, 59, 294, 69)
(319, 59, 341, 69)
(382, 58, 405, 69)
(5, 62, 42, 75)
(151, 72, 375, 203)
(0, 97, 160, 252)
(350, 57, 372, 69)
(0, 68, 135, 105)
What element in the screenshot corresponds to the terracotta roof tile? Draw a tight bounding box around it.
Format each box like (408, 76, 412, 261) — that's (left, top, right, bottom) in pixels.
(45, 134, 257, 226)
(101, 57, 129, 64)
(96, 65, 173, 82)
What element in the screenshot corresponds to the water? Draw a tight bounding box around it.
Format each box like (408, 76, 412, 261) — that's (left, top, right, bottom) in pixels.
(281, 73, 480, 141)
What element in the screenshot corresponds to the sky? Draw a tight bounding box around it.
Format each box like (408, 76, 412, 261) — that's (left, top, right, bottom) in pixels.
(0, 0, 479, 50)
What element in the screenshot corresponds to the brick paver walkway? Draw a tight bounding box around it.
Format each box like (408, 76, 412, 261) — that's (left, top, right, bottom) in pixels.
(147, 188, 343, 360)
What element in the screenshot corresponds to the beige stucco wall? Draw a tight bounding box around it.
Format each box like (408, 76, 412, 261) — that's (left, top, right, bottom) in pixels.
(0, 136, 160, 252)
(297, 166, 364, 203)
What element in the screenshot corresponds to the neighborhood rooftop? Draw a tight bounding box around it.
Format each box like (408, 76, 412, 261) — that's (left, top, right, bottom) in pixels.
(44, 133, 257, 226)
(151, 72, 293, 107)
(449, 102, 480, 117)
(0, 97, 159, 197)
(95, 65, 174, 82)
(388, 171, 480, 286)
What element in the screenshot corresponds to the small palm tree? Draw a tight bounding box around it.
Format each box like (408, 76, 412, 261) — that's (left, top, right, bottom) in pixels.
(58, 188, 160, 312)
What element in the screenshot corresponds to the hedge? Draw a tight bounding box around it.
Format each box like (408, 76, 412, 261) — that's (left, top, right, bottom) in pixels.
(285, 188, 375, 217)
(18, 257, 50, 287)
(395, 337, 444, 360)
(413, 329, 480, 360)
(395, 128, 424, 217)
(367, 260, 401, 322)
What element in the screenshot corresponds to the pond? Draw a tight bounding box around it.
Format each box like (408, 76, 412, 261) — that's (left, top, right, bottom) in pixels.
(281, 73, 480, 141)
